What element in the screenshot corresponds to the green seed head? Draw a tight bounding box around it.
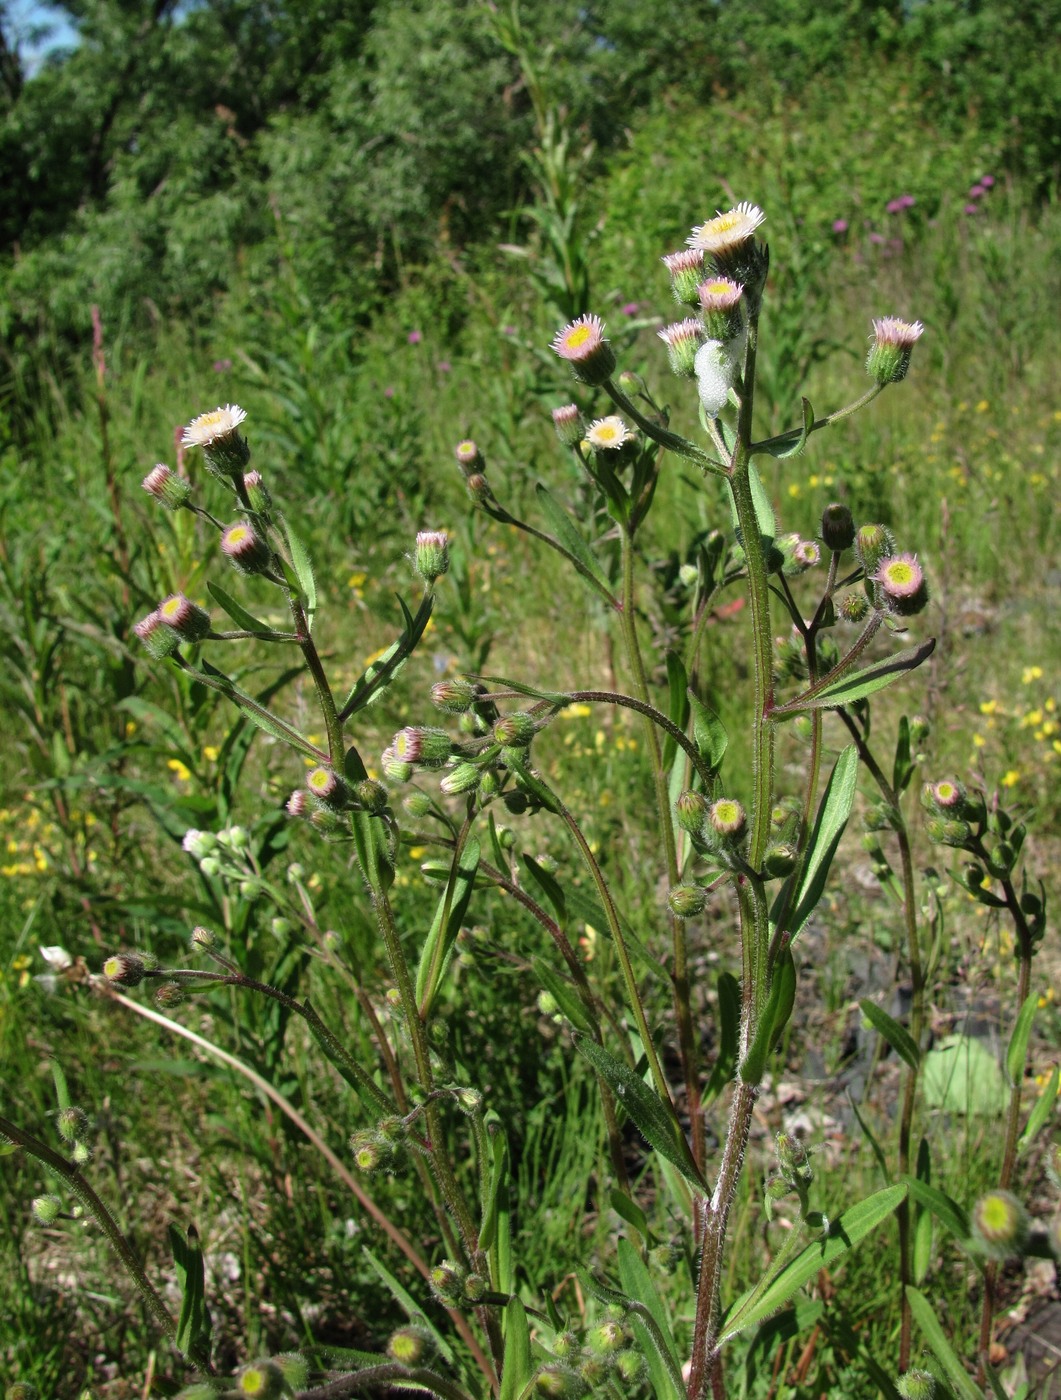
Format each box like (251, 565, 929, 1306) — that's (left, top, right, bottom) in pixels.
(896, 1367, 937, 1400)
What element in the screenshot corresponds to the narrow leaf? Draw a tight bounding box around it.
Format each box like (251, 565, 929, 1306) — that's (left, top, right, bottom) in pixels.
(1006, 991, 1039, 1087)
(282, 516, 317, 621)
(786, 746, 858, 939)
(719, 1184, 907, 1342)
(846, 1091, 890, 1182)
(207, 582, 274, 636)
(739, 949, 797, 1082)
(521, 853, 567, 923)
(774, 639, 936, 715)
(617, 1238, 685, 1400)
(416, 836, 481, 1013)
(860, 999, 921, 1071)
(531, 957, 595, 1033)
(610, 1190, 649, 1239)
(535, 483, 612, 594)
(362, 1248, 454, 1365)
(169, 1223, 210, 1360)
(662, 652, 690, 773)
(480, 1124, 509, 1252)
(905, 1286, 983, 1400)
(573, 1034, 706, 1190)
(475, 672, 570, 705)
(499, 1298, 531, 1400)
(900, 1176, 971, 1241)
(688, 691, 729, 774)
(1019, 1063, 1059, 1153)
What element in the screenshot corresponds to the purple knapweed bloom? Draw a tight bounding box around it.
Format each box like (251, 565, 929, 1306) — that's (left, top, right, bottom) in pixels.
(980, 174, 995, 188)
(832, 219, 849, 234)
(407, 330, 422, 345)
(964, 204, 979, 216)
(621, 301, 640, 316)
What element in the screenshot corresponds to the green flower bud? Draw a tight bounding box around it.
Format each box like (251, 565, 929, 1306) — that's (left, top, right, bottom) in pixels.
(32, 1194, 62, 1224)
(414, 530, 450, 584)
(762, 842, 797, 878)
(142, 463, 192, 511)
(430, 1260, 466, 1304)
(57, 1107, 89, 1144)
(270, 917, 293, 937)
(535, 1364, 587, 1398)
(866, 317, 925, 385)
(243, 469, 272, 516)
(102, 952, 146, 986)
(668, 885, 707, 919)
(776, 1131, 812, 1185)
(855, 524, 895, 578)
(820, 503, 855, 552)
(925, 816, 971, 848)
(354, 779, 388, 813)
(709, 798, 746, 839)
(463, 1272, 486, 1302)
(675, 790, 708, 835)
(493, 712, 537, 747)
(388, 1325, 433, 1365)
(838, 591, 871, 623)
(432, 677, 480, 713)
(972, 1190, 1029, 1260)
(896, 1368, 937, 1400)
(236, 1360, 285, 1398)
(403, 791, 433, 818)
(649, 1242, 682, 1274)
(392, 727, 453, 768)
(552, 404, 585, 448)
(191, 925, 217, 949)
(616, 1350, 645, 1383)
(537, 990, 560, 1017)
(586, 1320, 626, 1355)
(440, 763, 482, 797)
(552, 1331, 580, 1360)
(155, 982, 185, 1009)
(274, 1354, 309, 1390)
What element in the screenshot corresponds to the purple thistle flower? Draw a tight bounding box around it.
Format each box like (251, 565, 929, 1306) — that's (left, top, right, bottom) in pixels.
(980, 174, 995, 188)
(621, 301, 640, 316)
(407, 330, 422, 345)
(832, 219, 849, 234)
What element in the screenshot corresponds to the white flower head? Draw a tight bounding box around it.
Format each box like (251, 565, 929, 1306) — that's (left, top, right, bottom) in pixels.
(586, 415, 633, 451)
(39, 945, 73, 972)
(688, 203, 766, 256)
(181, 404, 247, 450)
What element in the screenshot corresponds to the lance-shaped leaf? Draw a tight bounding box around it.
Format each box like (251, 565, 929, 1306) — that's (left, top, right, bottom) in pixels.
(573, 1034, 707, 1190)
(719, 1184, 907, 1342)
(207, 582, 277, 636)
(280, 515, 317, 622)
(662, 652, 690, 773)
(1020, 1064, 1060, 1154)
(783, 746, 858, 940)
(860, 998, 921, 1071)
(750, 397, 815, 460)
(689, 691, 729, 775)
(739, 949, 797, 1083)
(703, 970, 740, 1105)
(168, 1223, 211, 1363)
(193, 659, 325, 762)
(900, 1175, 970, 1242)
(362, 1248, 454, 1365)
(532, 956, 595, 1033)
(728, 460, 776, 541)
(479, 1118, 510, 1252)
(1006, 991, 1039, 1087)
(521, 852, 567, 923)
(340, 595, 434, 719)
(499, 1298, 531, 1400)
(905, 1287, 983, 1400)
(535, 483, 614, 596)
(773, 639, 936, 717)
(416, 836, 481, 1014)
(618, 1238, 685, 1400)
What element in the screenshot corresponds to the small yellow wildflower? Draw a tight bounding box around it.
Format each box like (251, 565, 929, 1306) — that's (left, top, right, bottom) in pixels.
(1022, 666, 1043, 684)
(561, 703, 592, 719)
(204, 745, 220, 762)
(975, 400, 989, 413)
(979, 699, 999, 716)
(1000, 769, 1020, 788)
(167, 759, 193, 782)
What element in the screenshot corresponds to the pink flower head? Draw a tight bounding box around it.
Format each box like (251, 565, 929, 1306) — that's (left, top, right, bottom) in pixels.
(886, 199, 904, 214)
(969, 184, 985, 199)
(899, 194, 916, 209)
(866, 317, 925, 384)
(964, 203, 980, 215)
(871, 317, 925, 350)
(551, 314, 616, 385)
(407, 330, 422, 345)
(657, 318, 705, 378)
(621, 301, 640, 316)
(869, 232, 885, 245)
(872, 553, 929, 615)
(980, 174, 995, 188)
(384, 386, 395, 398)
(832, 219, 849, 234)
(551, 403, 584, 446)
(661, 246, 706, 306)
(437, 360, 452, 373)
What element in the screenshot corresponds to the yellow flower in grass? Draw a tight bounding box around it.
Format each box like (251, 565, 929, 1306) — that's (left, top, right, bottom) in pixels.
(1001, 769, 1020, 788)
(167, 759, 193, 783)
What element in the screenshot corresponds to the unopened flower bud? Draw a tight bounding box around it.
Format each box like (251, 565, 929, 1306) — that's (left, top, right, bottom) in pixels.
(354, 779, 388, 813)
(534, 1365, 587, 1398)
(440, 763, 482, 796)
(57, 1106, 89, 1143)
(242, 470, 272, 516)
(465, 472, 491, 503)
(658, 318, 705, 377)
(403, 791, 433, 819)
(896, 1369, 937, 1400)
(552, 404, 585, 447)
(855, 524, 895, 577)
(273, 1354, 309, 1390)
(32, 1194, 62, 1224)
(236, 1359, 285, 1398)
(675, 789, 708, 834)
(820, 503, 855, 552)
(553, 1331, 579, 1360)
(307, 767, 347, 810)
(134, 610, 181, 659)
(709, 797, 746, 839)
(392, 727, 452, 768)
(866, 317, 924, 385)
(432, 677, 480, 713)
(668, 884, 707, 919)
(414, 530, 449, 584)
(155, 981, 185, 1009)
(552, 314, 616, 386)
(221, 521, 271, 575)
(142, 463, 191, 510)
(429, 1260, 466, 1303)
(103, 952, 147, 986)
(454, 439, 482, 474)
(158, 593, 212, 642)
(463, 1272, 486, 1302)
(616, 1352, 644, 1383)
(72, 1140, 90, 1165)
(838, 591, 871, 623)
(697, 276, 744, 339)
(925, 816, 971, 847)
(286, 790, 310, 818)
(493, 712, 537, 747)
(776, 1130, 812, 1184)
(972, 1189, 1029, 1260)
(586, 1320, 625, 1355)
(182, 829, 216, 859)
(661, 247, 705, 307)
(649, 1242, 682, 1274)
(538, 990, 560, 1017)
(388, 1325, 433, 1365)
(763, 842, 798, 878)
(908, 714, 930, 745)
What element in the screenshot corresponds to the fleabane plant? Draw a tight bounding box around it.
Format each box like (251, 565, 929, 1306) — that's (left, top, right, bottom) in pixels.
(2, 202, 960, 1400)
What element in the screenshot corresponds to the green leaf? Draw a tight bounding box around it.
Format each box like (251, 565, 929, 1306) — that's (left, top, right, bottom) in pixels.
(703, 971, 740, 1105)
(117, 696, 197, 768)
(846, 1091, 890, 1183)
(739, 949, 796, 1082)
(719, 1184, 907, 1343)
(573, 1034, 706, 1190)
(1006, 991, 1039, 1087)
(617, 1238, 685, 1400)
(339, 595, 434, 718)
(531, 956, 595, 1033)
(922, 1034, 1008, 1116)
(751, 398, 815, 461)
(688, 692, 729, 774)
(905, 1286, 983, 1400)
(207, 582, 274, 635)
(281, 516, 317, 622)
(892, 715, 913, 794)
(168, 1223, 211, 1362)
(662, 652, 690, 773)
(860, 998, 921, 1071)
(564, 884, 667, 978)
(1019, 1063, 1059, 1153)
(913, 1197, 933, 1285)
(362, 1248, 453, 1365)
(475, 672, 570, 705)
(193, 659, 323, 761)
(521, 853, 567, 924)
(415, 836, 481, 1014)
(610, 1189, 649, 1239)
(302, 998, 390, 1110)
(900, 1175, 971, 1242)
(499, 1298, 531, 1400)
(786, 746, 858, 939)
(535, 483, 613, 596)
(774, 640, 936, 715)
(480, 1121, 509, 1252)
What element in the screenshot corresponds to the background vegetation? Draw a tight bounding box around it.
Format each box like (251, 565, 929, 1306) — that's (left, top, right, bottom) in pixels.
(1, 0, 1059, 1396)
